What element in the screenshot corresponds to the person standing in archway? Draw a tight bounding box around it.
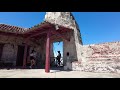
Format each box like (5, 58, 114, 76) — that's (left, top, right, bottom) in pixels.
(56, 51, 61, 66)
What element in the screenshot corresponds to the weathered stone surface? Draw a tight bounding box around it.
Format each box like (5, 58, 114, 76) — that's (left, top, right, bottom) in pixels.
(45, 12, 75, 29)
(1, 44, 17, 66)
(72, 60, 120, 73)
(72, 44, 120, 73)
(45, 12, 120, 72)
(0, 12, 120, 74)
(81, 42, 120, 62)
(45, 12, 83, 65)
(0, 35, 46, 66)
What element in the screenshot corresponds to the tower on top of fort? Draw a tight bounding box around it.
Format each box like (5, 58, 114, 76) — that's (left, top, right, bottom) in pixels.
(44, 12, 82, 44)
(44, 12, 83, 63)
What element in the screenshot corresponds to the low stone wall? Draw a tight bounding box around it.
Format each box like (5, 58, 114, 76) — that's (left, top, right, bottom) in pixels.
(72, 42, 120, 73)
(72, 60, 120, 73)
(81, 42, 120, 61)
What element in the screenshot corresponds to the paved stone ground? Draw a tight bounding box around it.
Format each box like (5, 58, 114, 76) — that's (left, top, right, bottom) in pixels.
(0, 69, 120, 78)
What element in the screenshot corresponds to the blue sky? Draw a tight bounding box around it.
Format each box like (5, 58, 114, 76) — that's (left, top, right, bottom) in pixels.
(73, 12, 120, 45)
(0, 12, 120, 57)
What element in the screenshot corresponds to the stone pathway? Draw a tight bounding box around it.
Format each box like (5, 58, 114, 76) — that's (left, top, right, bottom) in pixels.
(0, 69, 120, 78)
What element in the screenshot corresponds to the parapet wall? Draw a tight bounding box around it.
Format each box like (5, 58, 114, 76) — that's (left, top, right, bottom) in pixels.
(82, 41, 120, 61)
(72, 41, 120, 73)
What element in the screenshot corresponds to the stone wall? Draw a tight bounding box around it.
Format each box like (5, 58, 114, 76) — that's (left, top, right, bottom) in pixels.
(81, 42, 120, 61)
(72, 61, 118, 73)
(44, 12, 120, 73)
(0, 35, 24, 66)
(1, 44, 17, 66)
(45, 12, 83, 65)
(63, 31, 77, 65)
(72, 42, 120, 73)
(0, 35, 45, 66)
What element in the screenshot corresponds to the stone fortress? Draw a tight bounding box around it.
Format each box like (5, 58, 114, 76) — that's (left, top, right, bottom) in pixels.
(45, 12, 120, 73)
(0, 12, 120, 73)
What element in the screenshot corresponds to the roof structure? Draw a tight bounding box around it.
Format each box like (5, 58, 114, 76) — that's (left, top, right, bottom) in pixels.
(0, 12, 75, 42)
(0, 21, 72, 42)
(0, 12, 77, 37)
(0, 21, 50, 34)
(0, 24, 26, 34)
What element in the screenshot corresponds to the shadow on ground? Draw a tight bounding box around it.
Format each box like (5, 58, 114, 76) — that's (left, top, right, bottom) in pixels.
(0, 66, 72, 73)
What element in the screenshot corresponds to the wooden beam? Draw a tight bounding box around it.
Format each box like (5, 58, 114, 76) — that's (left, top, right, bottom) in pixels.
(26, 30, 48, 39)
(22, 39, 29, 68)
(0, 31, 23, 37)
(51, 30, 70, 42)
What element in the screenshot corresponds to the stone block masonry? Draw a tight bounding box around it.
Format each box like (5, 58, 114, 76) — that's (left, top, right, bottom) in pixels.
(0, 35, 45, 66)
(81, 41, 120, 61)
(0, 12, 120, 73)
(45, 12, 83, 65)
(45, 12, 120, 73)
(72, 42, 120, 73)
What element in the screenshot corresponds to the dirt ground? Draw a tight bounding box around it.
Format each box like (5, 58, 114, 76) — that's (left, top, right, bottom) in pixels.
(0, 69, 120, 78)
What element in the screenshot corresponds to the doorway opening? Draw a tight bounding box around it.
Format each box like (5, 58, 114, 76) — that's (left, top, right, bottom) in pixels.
(0, 43, 4, 61)
(52, 41, 63, 67)
(16, 45, 30, 67)
(16, 45, 25, 67)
